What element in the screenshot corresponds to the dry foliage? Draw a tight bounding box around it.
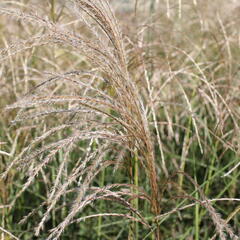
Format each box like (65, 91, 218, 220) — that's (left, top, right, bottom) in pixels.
(0, 0, 239, 239)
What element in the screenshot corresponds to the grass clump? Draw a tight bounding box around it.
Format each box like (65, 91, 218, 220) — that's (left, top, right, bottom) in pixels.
(0, 0, 240, 239)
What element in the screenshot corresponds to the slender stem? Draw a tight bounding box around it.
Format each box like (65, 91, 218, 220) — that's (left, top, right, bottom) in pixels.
(194, 190, 199, 240)
(128, 168, 133, 239)
(193, 141, 199, 240)
(205, 141, 219, 196)
(1, 208, 5, 240)
(133, 148, 139, 240)
(178, 89, 196, 192)
(97, 169, 105, 240)
(50, 0, 56, 23)
(178, 116, 192, 191)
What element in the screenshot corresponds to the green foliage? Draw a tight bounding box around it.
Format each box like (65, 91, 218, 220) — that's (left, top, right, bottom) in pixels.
(0, 0, 239, 239)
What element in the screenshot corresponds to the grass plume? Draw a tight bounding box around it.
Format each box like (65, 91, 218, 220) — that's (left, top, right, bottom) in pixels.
(0, 0, 239, 239)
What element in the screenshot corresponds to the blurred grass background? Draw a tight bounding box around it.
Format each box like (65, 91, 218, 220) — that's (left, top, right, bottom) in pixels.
(0, 0, 240, 239)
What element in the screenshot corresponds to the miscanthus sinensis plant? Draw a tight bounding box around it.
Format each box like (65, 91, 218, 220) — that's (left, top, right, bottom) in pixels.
(0, 0, 239, 239)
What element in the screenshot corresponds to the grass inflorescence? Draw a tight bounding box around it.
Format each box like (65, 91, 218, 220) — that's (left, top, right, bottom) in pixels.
(0, 0, 239, 239)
